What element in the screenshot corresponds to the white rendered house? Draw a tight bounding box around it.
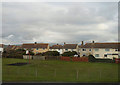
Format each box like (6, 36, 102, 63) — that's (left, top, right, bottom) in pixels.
(78, 41, 120, 59)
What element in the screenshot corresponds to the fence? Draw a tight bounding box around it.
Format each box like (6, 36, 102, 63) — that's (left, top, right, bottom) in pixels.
(23, 55, 45, 60)
(61, 56, 89, 62)
(60, 56, 71, 61)
(45, 56, 61, 60)
(23, 55, 33, 59)
(72, 57, 88, 62)
(4, 67, 118, 82)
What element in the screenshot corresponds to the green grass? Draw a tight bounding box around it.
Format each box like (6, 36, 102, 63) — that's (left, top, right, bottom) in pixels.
(2, 58, 119, 82)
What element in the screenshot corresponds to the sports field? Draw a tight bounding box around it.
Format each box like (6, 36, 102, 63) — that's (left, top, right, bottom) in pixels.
(2, 58, 119, 82)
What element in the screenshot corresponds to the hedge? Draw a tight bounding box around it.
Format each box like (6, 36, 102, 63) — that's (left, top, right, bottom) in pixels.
(43, 51, 60, 56)
(95, 58, 115, 63)
(88, 55, 116, 63)
(2, 49, 34, 59)
(62, 51, 77, 57)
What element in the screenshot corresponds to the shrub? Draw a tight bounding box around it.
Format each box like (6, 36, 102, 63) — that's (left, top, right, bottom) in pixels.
(95, 58, 114, 63)
(113, 57, 116, 63)
(88, 55, 96, 62)
(87, 55, 115, 63)
(62, 51, 77, 57)
(23, 51, 34, 55)
(36, 53, 43, 56)
(2, 50, 23, 59)
(2, 49, 34, 59)
(43, 51, 60, 56)
(16, 49, 25, 52)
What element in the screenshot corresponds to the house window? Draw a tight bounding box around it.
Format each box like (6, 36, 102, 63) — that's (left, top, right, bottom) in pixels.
(36, 52, 39, 54)
(105, 49, 110, 51)
(95, 54, 99, 57)
(89, 49, 91, 51)
(83, 54, 86, 56)
(82, 49, 86, 51)
(115, 49, 118, 51)
(36, 48, 39, 50)
(104, 54, 107, 57)
(65, 49, 68, 51)
(95, 48, 99, 51)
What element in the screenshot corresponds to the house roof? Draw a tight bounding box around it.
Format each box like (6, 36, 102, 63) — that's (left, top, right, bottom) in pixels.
(22, 43, 49, 49)
(50, 45, 63, 49)
(79, 42, 120, 50)
(6, 45, 22, 50)
(63, 44, 78, 49)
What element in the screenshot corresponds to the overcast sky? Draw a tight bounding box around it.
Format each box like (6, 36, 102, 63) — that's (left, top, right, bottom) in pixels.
(2, 2, 118, 45)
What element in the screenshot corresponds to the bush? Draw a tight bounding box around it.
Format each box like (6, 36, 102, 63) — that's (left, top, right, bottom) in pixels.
(113, 57, 116, 63)
(88, 55, 96, 62)
(62, 51, 77, 57)
(43, 51, 60, 56)
(87, 55, 115, 63)
(16, 49, 25, 52)
(96, 58, 115, 63)
(23, 51, 34, 55)
(36, 53, 43, 56)
(2, 49, 35, 59)
(2, 50, 24, 59)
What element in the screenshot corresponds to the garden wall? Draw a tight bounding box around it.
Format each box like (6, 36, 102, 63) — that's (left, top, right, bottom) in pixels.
(60, 56, 89, 62)
(60, 56, 71, 61)
(23, 55, 33, 59)
(115, 58, 120, 64)
(72, 57, 88, 62)
(23, 55, 45, 60)
(33, 56, 45, 60)
(45, 56, 61, 60)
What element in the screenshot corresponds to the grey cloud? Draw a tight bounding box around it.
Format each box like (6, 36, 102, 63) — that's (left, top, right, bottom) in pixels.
(2, 2, 118, 44)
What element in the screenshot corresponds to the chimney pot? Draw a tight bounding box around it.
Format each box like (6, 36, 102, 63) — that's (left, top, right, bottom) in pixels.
(81, 41, 84, 45)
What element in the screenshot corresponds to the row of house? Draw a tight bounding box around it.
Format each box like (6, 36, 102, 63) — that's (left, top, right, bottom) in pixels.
(22, 42, 78, 55)
(1, 41, 120, 59)
(22, 41, 120, 59)
(79, 41, 120, 59)
(49, 43, 78, 54)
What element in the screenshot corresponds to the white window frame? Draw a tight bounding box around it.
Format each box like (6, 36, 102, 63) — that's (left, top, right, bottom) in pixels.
(65, 49, 68, 51)
(95, 54, 99, 57)
(95, 48, 99, 51)
(89, 49, 91, 51)
(36, 48, 39, 50)
(82, 48, 86, 51)
(83, 54, 86, 56)
(105, 49, 110, 51)
(115, 49, 118, 51)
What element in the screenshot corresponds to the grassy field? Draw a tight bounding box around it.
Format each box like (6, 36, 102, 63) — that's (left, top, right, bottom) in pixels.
(2, 58, 119, 82)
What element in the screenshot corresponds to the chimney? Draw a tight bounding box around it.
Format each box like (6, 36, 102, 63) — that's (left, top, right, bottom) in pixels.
(92, 41, 95, 43)
(81, 41, 84, 45)
(64, 42, 66, 45)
